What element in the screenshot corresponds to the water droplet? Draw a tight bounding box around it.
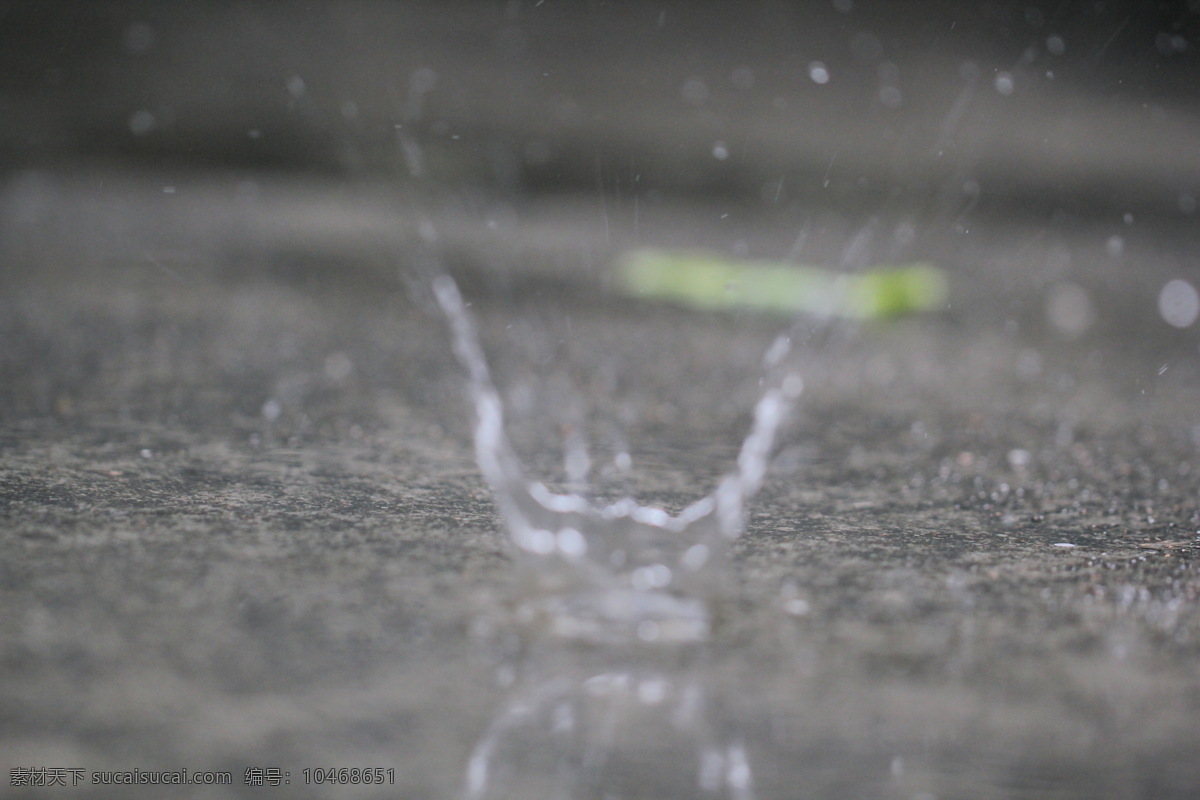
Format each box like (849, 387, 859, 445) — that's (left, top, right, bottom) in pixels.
(725, 744, 752, 790)
(1158, 279, 1199, 328)
(123, 22, 156, 55)
(1016, 349, 1042, 379)
(409, 66, 437, 94)
(1007, 448, 1032, 469)
(552, 703, 574, 732)
(128, 110, 156, 136)
(994, 72, 1015, 95)
(1045, 282, 1094, 338)
(784, 597, 810, 616)
(699, 748, 724, 791)
(519, 528, 557, 555)
(262, 399, 282, 421)
(637, 678, 670, 705)
(682, 544, 709, 571)
(850, 31, 883, 62)
(808, 61, 830, 84)
(631, 564, 673, 591)
(556, 527, 587, 558)
(324, 352, 353, 382)
(730, 66, 755, 91)
(712, 141, 730, 160)
(681, 77, 709, 105)
(636, 620, 661, 641)
(1046, 35, 1066, 56)
(1156, 31, 1189, 56)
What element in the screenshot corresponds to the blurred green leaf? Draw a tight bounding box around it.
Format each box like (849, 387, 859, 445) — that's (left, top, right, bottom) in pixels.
(615, 249, 947, 319)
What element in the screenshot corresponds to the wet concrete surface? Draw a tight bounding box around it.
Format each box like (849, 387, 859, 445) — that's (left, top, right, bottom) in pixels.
(4, 4, 1200, 799)
(4, 172, 1199, 799)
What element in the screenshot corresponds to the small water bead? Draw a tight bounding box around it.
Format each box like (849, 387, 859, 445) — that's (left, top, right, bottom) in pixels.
(631, 564, 673, 591)
(637, 620, 661, 641)
(1158, 279, 1199, 328)
(784, 597, 810, 616)
(518, 528, 556, 555)
(637, 678, 671, 705)
(552, 703, 574, 733)
(555, 527, 587, 557)
(584, 671, 628, 696)
(682, 543, 710, 571)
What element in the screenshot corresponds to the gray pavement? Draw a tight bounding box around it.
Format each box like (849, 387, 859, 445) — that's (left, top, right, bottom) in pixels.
(3, 4, 1200, 799)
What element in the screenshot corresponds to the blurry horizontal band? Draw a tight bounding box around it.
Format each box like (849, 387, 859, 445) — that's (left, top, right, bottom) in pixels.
(615, 249, 948, 319)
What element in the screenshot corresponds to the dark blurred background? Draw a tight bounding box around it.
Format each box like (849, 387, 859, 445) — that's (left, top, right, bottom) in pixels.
(3, 1, 1198, 216)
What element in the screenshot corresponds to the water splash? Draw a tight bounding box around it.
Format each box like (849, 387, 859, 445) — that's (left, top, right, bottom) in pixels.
(434, 273, 802, 799)
(435, 274, 801, 643)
